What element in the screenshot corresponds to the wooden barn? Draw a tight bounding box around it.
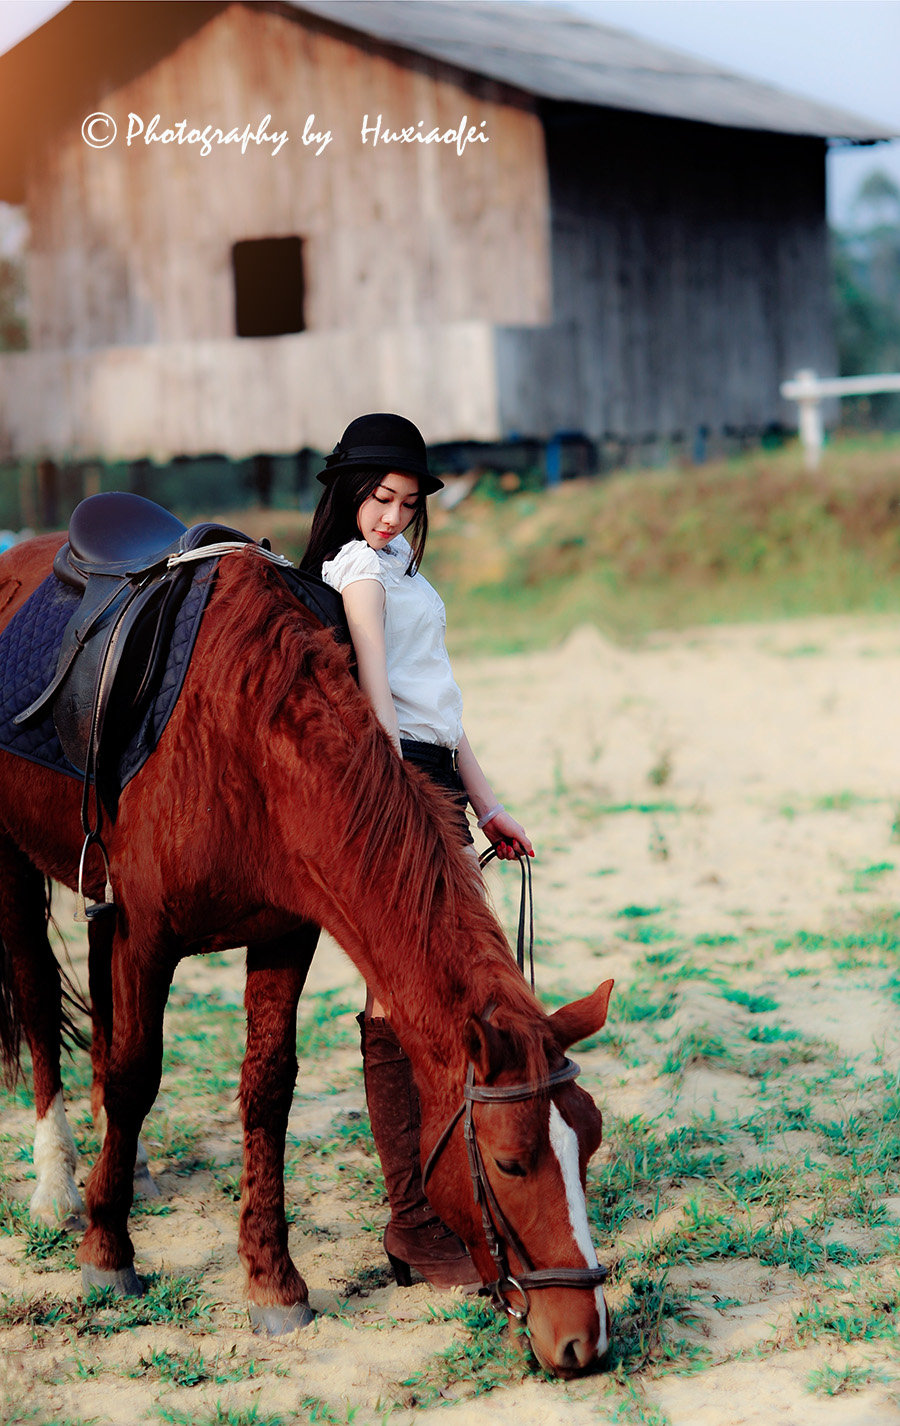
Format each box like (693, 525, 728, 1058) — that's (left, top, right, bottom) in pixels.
(0, 0, 890, 477)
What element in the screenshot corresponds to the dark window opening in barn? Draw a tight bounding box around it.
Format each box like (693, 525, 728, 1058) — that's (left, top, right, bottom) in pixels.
(232, 236, 305, 337)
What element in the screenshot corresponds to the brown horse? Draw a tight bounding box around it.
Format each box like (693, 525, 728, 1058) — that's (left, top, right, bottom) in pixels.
(0, 532, 613, 1376)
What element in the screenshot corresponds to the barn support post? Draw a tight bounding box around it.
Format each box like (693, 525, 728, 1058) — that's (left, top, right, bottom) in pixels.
(36, 459, 58, 530)
(250, 453, 274, 508)
(17, 462, 36, 531)
(545, 435, 563, 486)
(84, 463, 102, 499)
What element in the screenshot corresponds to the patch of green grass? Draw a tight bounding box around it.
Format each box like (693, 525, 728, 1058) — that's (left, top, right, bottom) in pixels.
(625, 1197, 874, 1278)
(0, 1273, 214, 1337)
(599, 802, 683, 816)
(588, 1117, 730, 1237)
(726, 1163, 799, 1209)
(157, 1408, 287, 1426)
(792, 1281, 900, 1345)
(813, 1078, 900, 1193)
(296, 989, 357, 1057)
(618, 923, 679, 946)
(773, 918, 900, 964)
(0, 1198, 77, 1270)
(133, 1345, 261, 1387)
(642, 948, 680, 967)
(614, 983, 678, 1024)
(141, 1110, 209, 1173)
(606, 1273, 707, 1375)
(661, 1031, 736, 1077)
(850, 861, 895, 893)
(399, 1298, 530, 1406)
(616, 905, 662, 919)
(298, 1398, 365, 1425)
(746, 1024, 802, 1045)
(807, 1362, 891, 1396)
(814, 792, 879, 811)
(310, 1110, 375, 1160)
(647, 752, 673, 788)
(719, 987, 779, 1014)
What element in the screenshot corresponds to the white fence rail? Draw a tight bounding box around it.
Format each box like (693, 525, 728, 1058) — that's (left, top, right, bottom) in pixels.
(780, 368, 900, 470)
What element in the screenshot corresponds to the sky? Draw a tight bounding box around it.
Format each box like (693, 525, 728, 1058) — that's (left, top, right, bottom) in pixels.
(0, 0, 898, 226)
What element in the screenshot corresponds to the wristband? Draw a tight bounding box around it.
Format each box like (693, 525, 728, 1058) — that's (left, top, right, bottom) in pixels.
(476, 803, 505, 829)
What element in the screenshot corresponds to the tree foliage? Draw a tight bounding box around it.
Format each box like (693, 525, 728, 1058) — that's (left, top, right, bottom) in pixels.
(831, 169, 900, 423)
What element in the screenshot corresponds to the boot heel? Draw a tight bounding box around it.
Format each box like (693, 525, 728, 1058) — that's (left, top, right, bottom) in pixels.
(387, 1252, 412, 1287)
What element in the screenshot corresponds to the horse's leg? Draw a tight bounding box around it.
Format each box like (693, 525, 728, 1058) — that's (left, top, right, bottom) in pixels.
(87, 916, 159, 1200)
(0, 839, 83, 1226)
(239, 924, 319, 1334)
(76, 927, 175, 1295)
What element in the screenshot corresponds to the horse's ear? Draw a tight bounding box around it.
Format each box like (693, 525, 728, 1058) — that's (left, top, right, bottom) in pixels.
(463, 1014, 507, 1081)
(549, 980, 614, 1051)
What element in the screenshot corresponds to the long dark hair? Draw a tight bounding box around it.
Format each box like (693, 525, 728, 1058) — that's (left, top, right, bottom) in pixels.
(300, 468, 429, 577)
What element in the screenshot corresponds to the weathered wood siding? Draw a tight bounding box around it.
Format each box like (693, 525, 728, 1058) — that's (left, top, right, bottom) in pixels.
(514, 106, 836, 445)
(0, 323, 504, 461)
(25, 2, 550, 350)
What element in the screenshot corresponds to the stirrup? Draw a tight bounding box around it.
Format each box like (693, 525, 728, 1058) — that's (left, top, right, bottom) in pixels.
(75, 835, 116, 922)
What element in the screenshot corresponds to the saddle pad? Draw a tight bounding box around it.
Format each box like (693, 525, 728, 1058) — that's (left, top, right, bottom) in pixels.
(0, 561, 216, 797)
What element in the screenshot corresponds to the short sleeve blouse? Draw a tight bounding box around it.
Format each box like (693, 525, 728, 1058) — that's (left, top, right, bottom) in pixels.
(322, 536, 464, 749)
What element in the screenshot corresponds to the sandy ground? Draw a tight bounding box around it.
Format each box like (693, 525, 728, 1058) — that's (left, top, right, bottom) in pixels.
(2, 612, 900, 1424)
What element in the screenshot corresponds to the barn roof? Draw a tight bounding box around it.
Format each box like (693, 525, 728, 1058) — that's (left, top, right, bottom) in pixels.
(0, 0, 891, 203)
(293, 0, 892, 142)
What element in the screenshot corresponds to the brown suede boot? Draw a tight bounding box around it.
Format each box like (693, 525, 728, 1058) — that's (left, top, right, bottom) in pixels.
(358, 1013, 481, 1289)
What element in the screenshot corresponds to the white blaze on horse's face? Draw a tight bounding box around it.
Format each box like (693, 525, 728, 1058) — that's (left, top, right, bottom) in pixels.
(548, 1101, 609, 1359)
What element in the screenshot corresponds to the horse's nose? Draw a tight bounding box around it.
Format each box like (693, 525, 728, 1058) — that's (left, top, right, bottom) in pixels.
(557, 1330, 597, 1373)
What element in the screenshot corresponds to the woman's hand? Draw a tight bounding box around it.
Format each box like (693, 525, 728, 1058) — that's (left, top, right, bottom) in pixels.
(481, 808, 534, 860)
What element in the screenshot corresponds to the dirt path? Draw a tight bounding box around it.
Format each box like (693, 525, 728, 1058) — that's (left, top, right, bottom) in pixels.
(2, 614, 899, 1425)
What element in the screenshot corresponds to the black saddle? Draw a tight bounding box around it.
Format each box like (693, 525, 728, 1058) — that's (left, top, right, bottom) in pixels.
(14, 492, 337, 920)
(53, 491, 249, 589)
(20, 494, 253, 779)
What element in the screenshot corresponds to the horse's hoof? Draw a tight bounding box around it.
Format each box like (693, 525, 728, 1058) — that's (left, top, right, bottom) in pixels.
(248, 1301, 316, 1335)
(133, 1138, 160, 1199)
(29, 1180, 84, 1226)
(81, 1263, 146, 1297)
(61, 1211, 87, 1234)
(133, 1165, 161, 1200)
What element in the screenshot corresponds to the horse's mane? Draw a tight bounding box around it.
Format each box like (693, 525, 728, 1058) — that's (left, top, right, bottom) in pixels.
(203, 552, 554, 1080)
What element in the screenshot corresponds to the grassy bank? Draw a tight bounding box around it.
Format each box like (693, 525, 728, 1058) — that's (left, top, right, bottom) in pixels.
(427, 435, 900, 653)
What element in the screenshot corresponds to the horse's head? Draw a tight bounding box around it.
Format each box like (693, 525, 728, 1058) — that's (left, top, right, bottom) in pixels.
(421, 979, 614, 1378)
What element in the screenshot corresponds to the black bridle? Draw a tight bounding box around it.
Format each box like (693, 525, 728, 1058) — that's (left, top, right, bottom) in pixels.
(422, 851, 606, 1319)
(422, 1049, 608, 1320)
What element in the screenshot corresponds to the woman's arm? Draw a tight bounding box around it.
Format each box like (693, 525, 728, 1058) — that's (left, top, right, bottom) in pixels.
(457, 731, 535, 859)
(342, 580, 402, 753)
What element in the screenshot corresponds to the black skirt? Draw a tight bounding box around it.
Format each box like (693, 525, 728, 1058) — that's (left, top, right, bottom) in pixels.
(400, 739, 473, 845)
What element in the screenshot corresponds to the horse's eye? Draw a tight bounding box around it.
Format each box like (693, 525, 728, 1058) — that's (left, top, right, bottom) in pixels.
(494, 1158, 527, 1178)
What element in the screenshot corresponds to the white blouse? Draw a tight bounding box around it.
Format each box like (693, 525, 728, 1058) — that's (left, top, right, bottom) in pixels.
(321, 536, 464, 750)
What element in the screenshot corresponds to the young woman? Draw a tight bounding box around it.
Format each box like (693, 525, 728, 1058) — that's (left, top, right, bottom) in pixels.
(300, 412, 533, 1289)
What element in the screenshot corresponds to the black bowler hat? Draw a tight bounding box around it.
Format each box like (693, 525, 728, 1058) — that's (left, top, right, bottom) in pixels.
(318, 412, 444, 494)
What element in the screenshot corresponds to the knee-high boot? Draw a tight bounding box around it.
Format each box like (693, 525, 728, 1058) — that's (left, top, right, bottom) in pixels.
(358, 1013, 480, 1289)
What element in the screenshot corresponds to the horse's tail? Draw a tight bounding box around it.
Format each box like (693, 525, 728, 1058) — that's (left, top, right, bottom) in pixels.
(0, 880, 90, 1090)
(46, 881, 91, 1059)
(0, 931, 23, 1090)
